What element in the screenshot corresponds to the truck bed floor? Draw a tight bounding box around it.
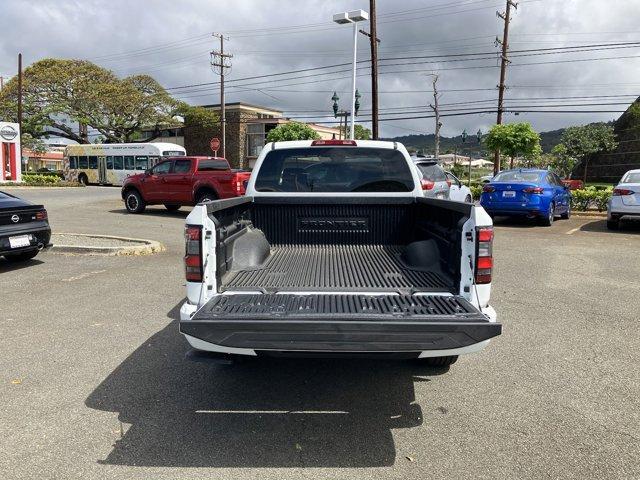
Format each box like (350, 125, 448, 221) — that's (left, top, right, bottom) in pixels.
(222, 244, 452, 293)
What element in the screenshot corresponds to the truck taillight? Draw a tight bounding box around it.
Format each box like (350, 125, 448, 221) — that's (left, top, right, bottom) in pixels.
(421, 180, 435, 190)
(185, 225, 203, 282)
(35, 209, 47, 220)
(476, 227, 493, 284)
(233, 176, 248, 195)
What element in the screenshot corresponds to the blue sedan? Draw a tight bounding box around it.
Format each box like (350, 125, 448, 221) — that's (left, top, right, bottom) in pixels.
(480, 169, 571, 226)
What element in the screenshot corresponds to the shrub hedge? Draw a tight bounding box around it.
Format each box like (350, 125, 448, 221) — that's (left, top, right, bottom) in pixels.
(570, 187, 612, 212)
(1, 174, 83, 187)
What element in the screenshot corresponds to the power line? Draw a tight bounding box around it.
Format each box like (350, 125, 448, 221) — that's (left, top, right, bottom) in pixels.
(161, 40, 640, 94)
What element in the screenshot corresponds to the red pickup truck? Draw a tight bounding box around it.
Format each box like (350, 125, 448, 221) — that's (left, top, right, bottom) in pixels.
(121, 156, 250, 213)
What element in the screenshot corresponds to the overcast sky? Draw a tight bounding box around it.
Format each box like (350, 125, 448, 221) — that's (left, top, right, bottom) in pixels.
(1, 0, 639, 139)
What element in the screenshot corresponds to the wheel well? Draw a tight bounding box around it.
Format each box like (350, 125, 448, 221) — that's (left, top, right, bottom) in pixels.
(195, 187, 219, 202)
(122, 186, 141, 200)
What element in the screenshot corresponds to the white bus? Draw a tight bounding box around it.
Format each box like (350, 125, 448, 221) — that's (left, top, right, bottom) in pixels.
(63, 142, 186, 186)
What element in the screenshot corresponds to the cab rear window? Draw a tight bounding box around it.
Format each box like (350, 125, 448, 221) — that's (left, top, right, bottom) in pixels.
(254, 147, 414, 193)
(198, 159, 229, 171)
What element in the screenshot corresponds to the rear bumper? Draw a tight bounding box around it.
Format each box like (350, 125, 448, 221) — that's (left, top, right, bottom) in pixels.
(481, 205, 544, 216)
(0, 225, 51, 256)
(608, 198, 640, 219)
(180, 294, 501, 356)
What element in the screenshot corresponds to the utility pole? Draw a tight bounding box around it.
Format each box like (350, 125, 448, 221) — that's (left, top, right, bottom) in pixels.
(211, 34, 232, 162)
(428, 74, 441, 160)
(494, 0, 517, 175)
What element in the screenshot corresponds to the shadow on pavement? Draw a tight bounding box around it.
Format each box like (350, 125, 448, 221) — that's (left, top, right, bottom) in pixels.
(580, 219, 640, 234)
(0, 257, 44, 272)
(108, 208, 190, 219)
(85, 302, 443, 468)
(491, 216, 543, 229)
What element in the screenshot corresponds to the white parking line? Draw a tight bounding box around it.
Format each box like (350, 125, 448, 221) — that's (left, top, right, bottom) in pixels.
(565, 226, 581, 235)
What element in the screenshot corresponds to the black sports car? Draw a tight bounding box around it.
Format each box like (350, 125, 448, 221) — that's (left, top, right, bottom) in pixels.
(0, 190, 52, 262)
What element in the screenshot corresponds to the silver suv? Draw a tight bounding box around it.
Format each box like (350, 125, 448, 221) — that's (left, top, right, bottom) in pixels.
(413, 159, 450, 199)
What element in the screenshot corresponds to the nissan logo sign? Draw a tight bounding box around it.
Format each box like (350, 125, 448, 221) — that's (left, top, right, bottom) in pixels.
(0, 125, 18, 141)
(11, 214, 20, 223)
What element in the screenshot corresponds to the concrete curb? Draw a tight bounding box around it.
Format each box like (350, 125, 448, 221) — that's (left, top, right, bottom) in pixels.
(50, 233, 165, 256)
(572, 211, 607, 218)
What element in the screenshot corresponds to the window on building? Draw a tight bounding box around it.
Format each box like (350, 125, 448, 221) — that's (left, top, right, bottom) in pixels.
(113, 156, 124, 170)
(246, 123, 267, 157)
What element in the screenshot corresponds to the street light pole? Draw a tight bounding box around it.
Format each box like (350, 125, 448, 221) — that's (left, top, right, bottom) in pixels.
(333, 10, 368, 141)
(350, 21, 358, 140)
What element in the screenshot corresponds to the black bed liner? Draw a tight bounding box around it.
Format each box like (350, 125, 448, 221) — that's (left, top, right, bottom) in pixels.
(222, 244, 451, 293)
(182, 293, 501, 352)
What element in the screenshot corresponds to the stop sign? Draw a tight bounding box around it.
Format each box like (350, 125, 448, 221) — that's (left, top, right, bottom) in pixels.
(210, 137, 221, 154)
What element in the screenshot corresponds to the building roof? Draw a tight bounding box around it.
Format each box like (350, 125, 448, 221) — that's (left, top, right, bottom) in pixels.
(200, 102, 283, 116)
(22, 149, 64, 160)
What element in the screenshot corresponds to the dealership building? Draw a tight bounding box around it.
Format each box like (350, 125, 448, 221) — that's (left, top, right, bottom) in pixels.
(140, 102, 340, 169)
(0, 122, 21, 182)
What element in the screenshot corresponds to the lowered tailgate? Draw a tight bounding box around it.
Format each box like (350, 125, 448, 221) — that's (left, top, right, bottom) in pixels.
(181, 294, 501, 352)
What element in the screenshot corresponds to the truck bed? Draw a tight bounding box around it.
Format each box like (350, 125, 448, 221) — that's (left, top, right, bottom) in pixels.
(222, 244, 451, 293)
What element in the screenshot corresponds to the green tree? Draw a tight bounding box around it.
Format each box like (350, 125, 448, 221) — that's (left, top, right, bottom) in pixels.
(0, 58, 180, 144)
(546, 143, 577, 177)
(339, 124, 371, 140)
(559, 123, 617, 181)
(266, 122, 320, 142)
(484, 122, 541, 169)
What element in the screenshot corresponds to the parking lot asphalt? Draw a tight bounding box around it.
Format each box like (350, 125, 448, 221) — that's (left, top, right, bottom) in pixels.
(1, 187, 639, 480)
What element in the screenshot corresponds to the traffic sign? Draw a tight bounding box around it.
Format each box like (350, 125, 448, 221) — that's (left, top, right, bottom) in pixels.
(210, 137, 221, 155)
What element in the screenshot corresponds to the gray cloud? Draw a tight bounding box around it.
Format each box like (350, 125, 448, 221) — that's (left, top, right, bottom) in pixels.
(1, 0, 639, 138)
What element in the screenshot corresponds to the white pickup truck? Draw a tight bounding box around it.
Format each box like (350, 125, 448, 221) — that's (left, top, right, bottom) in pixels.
(180, 139, 500, 367)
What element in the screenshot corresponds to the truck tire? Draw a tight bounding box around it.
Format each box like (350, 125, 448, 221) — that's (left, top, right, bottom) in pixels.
(78, 173, 88, 186)
(196, 190, 218, 204)
(164, 204, 181, 212)
(419, 355, 459, 367)
(540, 203, 555, 226)
(124, 189, 146, 214)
